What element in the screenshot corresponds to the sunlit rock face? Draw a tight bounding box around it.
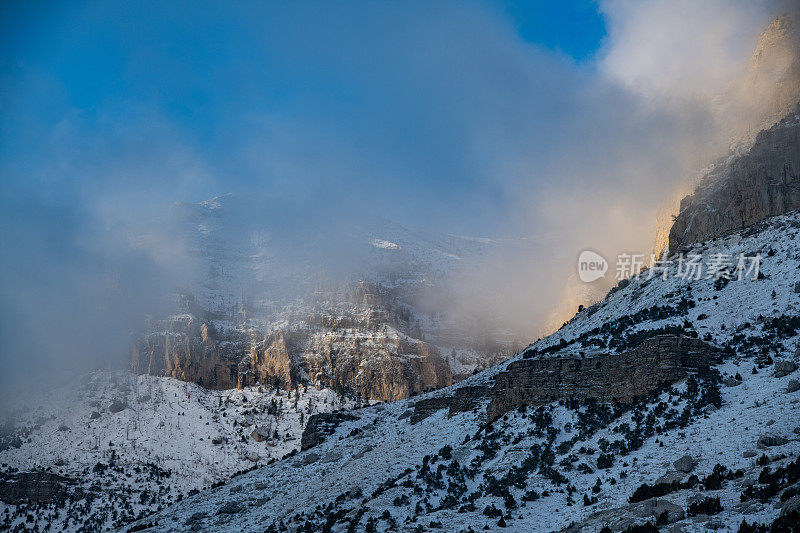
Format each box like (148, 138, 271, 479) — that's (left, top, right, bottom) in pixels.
(669, 107, 800, 251)
(131, 314, 249, 390)
(131, 312, 453, 400)
(728, 10, 800, 140)
(129, 195, 517, 401)
(653, 8, 800, 258)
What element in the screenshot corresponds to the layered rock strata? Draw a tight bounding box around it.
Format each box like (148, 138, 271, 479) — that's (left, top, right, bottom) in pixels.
(486, 335, 719, 421)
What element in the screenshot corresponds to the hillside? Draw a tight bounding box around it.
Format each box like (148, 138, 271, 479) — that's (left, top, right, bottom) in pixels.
(0, 372, 357, 530)
(125, 210, 800, 532)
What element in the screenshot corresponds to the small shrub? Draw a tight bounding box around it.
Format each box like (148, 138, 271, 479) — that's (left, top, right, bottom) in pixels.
(597, 453, 614, 470)
(687, 496, 723, 516)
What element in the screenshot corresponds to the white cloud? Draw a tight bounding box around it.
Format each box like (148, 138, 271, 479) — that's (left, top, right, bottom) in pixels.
(598, 0, 780, 99)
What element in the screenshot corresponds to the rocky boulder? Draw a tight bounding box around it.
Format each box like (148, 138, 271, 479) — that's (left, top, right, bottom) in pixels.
(673, 454, 694, 473)
(655, 471, 685, 485)
(774, 359, 799, 377)
(250, 428, 271, 443)
(757, 435, 789, 448)
(108, 400, 127, 413)
(723, 376, 741, 387)
(216, 501, 242, 515)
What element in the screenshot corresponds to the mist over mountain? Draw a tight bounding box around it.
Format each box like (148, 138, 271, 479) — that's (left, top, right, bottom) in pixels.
(4, 1, 797, 391)
(2, 2, 800, 532)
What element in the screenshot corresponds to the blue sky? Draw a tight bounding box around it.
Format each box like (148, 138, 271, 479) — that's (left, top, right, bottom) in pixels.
(1, 1, 606, 117)
(497, 0, 606, 60)
(0, 1, 608, 228)
(0, 0, 784, 381)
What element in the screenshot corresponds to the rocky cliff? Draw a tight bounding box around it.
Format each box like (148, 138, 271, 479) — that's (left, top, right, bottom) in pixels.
(129, 195, 519, 401)
(654, 8, 800, 256)
(486, 335, 719, 421)
(131, 315, 246, 390)
(131, 301, 453, 401)
(668, 107, 800, 251)
(396, 335, 720, 426)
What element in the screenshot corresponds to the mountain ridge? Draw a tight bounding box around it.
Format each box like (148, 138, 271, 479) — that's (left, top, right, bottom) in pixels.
(128, 207, 800, 532)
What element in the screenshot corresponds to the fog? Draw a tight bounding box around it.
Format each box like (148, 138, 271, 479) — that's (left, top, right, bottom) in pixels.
(1, 0, 796, 390)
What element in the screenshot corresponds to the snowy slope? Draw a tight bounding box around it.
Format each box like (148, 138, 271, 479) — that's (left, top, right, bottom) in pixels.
(0, 372, 356, 531)
(126, 211, 800, 532)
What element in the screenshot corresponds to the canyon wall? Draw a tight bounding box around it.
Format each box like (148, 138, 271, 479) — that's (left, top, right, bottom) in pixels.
(668, 108, 800, 251)
(131, 311, 452, 401)
(655, 9, 800, 256)
(486, 335, 718, 421)
(399, 335, 719, 425)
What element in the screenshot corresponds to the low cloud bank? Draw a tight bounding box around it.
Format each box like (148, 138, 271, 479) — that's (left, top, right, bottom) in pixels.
(1, 0, 795, 389)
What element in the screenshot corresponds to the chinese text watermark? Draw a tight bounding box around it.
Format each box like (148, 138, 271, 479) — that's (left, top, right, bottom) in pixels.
(578, 251, 761, 283)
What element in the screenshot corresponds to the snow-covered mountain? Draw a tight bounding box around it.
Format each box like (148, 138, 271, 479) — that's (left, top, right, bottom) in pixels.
(0, 371, 358, 530)
(4, 11, 800, 533)
(121, 209, 800, 532)
(130, 194, 525, 403)
(4, 210, 797, 532)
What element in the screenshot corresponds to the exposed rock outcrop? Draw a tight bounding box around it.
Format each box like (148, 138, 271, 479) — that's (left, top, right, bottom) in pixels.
(132, 309, 452, 401)
(673, 454, 694, 473)
(487, 335, 719, 421)
(300, 412, 359, 451)
(304, 330, 452, 401)
(668, 107, 800, 251)
(757, 434, 789, 448)
(0, 472, 75, 504)
(250, 428, 271, 443)
(108, 400, 127, 413)
(563, 497, 684, 532)
(774, 359, 799, 377)
(654, 8, 800, 258)
(131, 314, 247, 390)
(407, 385, 490, 424)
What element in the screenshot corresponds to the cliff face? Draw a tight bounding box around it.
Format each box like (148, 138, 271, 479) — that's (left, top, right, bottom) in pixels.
(668, 108, 800, 251)
(304, 330, 452, 400)
(397, 335, 720, 426)
(131, 305, 452, 401)
(729, 10, 800, 140)
(129, 194, 519, 401)
(486, 335, 719, 421)
(131, 315, 251, 390)
(654, 9, 800, 256)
